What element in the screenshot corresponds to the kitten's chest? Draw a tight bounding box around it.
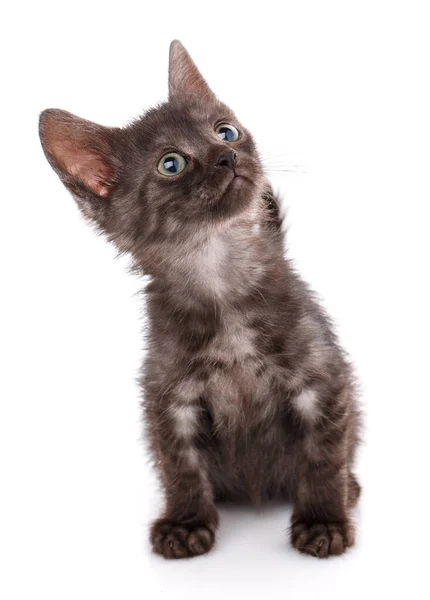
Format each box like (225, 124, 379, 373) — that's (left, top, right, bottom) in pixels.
(200, 315, 274, 426)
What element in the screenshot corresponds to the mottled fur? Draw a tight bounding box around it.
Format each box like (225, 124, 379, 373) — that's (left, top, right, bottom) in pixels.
(39, 40, 361, 559)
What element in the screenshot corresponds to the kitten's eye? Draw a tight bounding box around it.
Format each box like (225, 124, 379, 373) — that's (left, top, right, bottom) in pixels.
(157, 152, 187, 176)
(215, 123, 239, 142)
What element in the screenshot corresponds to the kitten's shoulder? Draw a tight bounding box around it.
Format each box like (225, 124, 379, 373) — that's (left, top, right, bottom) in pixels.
(262, 185, 284, 233)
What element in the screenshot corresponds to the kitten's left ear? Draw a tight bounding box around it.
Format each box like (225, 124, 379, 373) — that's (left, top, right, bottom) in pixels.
(168, 40, 217, 103)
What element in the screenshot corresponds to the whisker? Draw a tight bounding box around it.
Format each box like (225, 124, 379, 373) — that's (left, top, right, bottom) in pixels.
(265, 168, 307, 174)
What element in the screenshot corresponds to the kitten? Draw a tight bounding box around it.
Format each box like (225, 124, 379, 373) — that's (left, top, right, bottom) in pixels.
(39, 40, 361, 559)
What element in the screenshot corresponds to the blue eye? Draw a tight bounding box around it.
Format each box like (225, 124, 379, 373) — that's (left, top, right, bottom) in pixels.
(158, 152, 187, 176)
(216, 123, 239, 142)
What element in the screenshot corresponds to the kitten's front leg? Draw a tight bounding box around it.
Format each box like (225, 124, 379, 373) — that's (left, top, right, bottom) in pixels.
(147, 388, 218, 559)
(289, 389, 360, 558)
(290, 461, 356, 558)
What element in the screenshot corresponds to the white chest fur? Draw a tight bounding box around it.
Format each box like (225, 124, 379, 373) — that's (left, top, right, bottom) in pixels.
(178, 221, 262, 302)
(292, 388, 319, 421)
(188, 234, 228, 299)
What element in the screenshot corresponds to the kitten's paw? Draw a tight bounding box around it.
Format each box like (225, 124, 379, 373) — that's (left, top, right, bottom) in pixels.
(150, 518, 216, 559)
(290, 520, 355, 558)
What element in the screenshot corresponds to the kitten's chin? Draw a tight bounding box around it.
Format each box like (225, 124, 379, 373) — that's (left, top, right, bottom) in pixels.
(212, 174, 259, 220)
(230, 175, 248, 187)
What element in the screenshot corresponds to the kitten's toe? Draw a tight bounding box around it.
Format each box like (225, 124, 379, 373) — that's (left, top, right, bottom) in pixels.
(150, 518, 216, 559)
(290, 520, 355, 558)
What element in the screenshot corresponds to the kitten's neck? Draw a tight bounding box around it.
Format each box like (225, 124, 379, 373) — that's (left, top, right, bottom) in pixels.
(185, 219, 265, 303)
(147, 212, 283, 310)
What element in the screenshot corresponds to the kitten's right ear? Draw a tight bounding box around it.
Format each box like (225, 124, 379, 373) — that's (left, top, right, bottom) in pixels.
(168, 40, 217, 102)
(39, 109, 124, 220)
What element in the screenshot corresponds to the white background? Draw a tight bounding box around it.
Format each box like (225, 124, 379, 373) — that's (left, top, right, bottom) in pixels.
(1, 1, 429, 598)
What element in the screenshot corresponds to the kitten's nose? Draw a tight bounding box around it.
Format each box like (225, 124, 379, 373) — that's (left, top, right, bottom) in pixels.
(216, 150, 237, 169)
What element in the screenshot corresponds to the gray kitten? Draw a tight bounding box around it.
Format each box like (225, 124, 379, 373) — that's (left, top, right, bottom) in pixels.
(39, 40, 361, 559)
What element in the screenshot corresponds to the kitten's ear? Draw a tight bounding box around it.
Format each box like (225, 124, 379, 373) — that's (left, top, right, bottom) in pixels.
(39, 109, 124, 204)
(168, 40, 217, 102)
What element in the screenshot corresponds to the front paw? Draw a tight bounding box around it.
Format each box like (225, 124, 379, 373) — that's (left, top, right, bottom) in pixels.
(150, 518, 216, 559)
(290, 520, 355, 558)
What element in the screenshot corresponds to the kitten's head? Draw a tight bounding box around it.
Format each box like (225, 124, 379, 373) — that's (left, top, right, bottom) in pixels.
(39, 41, 265, 263)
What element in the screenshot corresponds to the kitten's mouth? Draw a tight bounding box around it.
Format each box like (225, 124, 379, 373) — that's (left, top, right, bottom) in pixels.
(230, 172, 250, 184)
(209, 165, 262, 219)
(214, 172, 254, 209)
(213, 168, 258, 213)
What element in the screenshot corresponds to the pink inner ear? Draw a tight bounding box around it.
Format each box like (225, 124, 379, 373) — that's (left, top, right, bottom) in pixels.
(52, 141, 113, 198)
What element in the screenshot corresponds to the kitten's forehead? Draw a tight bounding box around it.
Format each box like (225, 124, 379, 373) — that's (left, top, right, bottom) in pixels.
(137, 99, 237, 153)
